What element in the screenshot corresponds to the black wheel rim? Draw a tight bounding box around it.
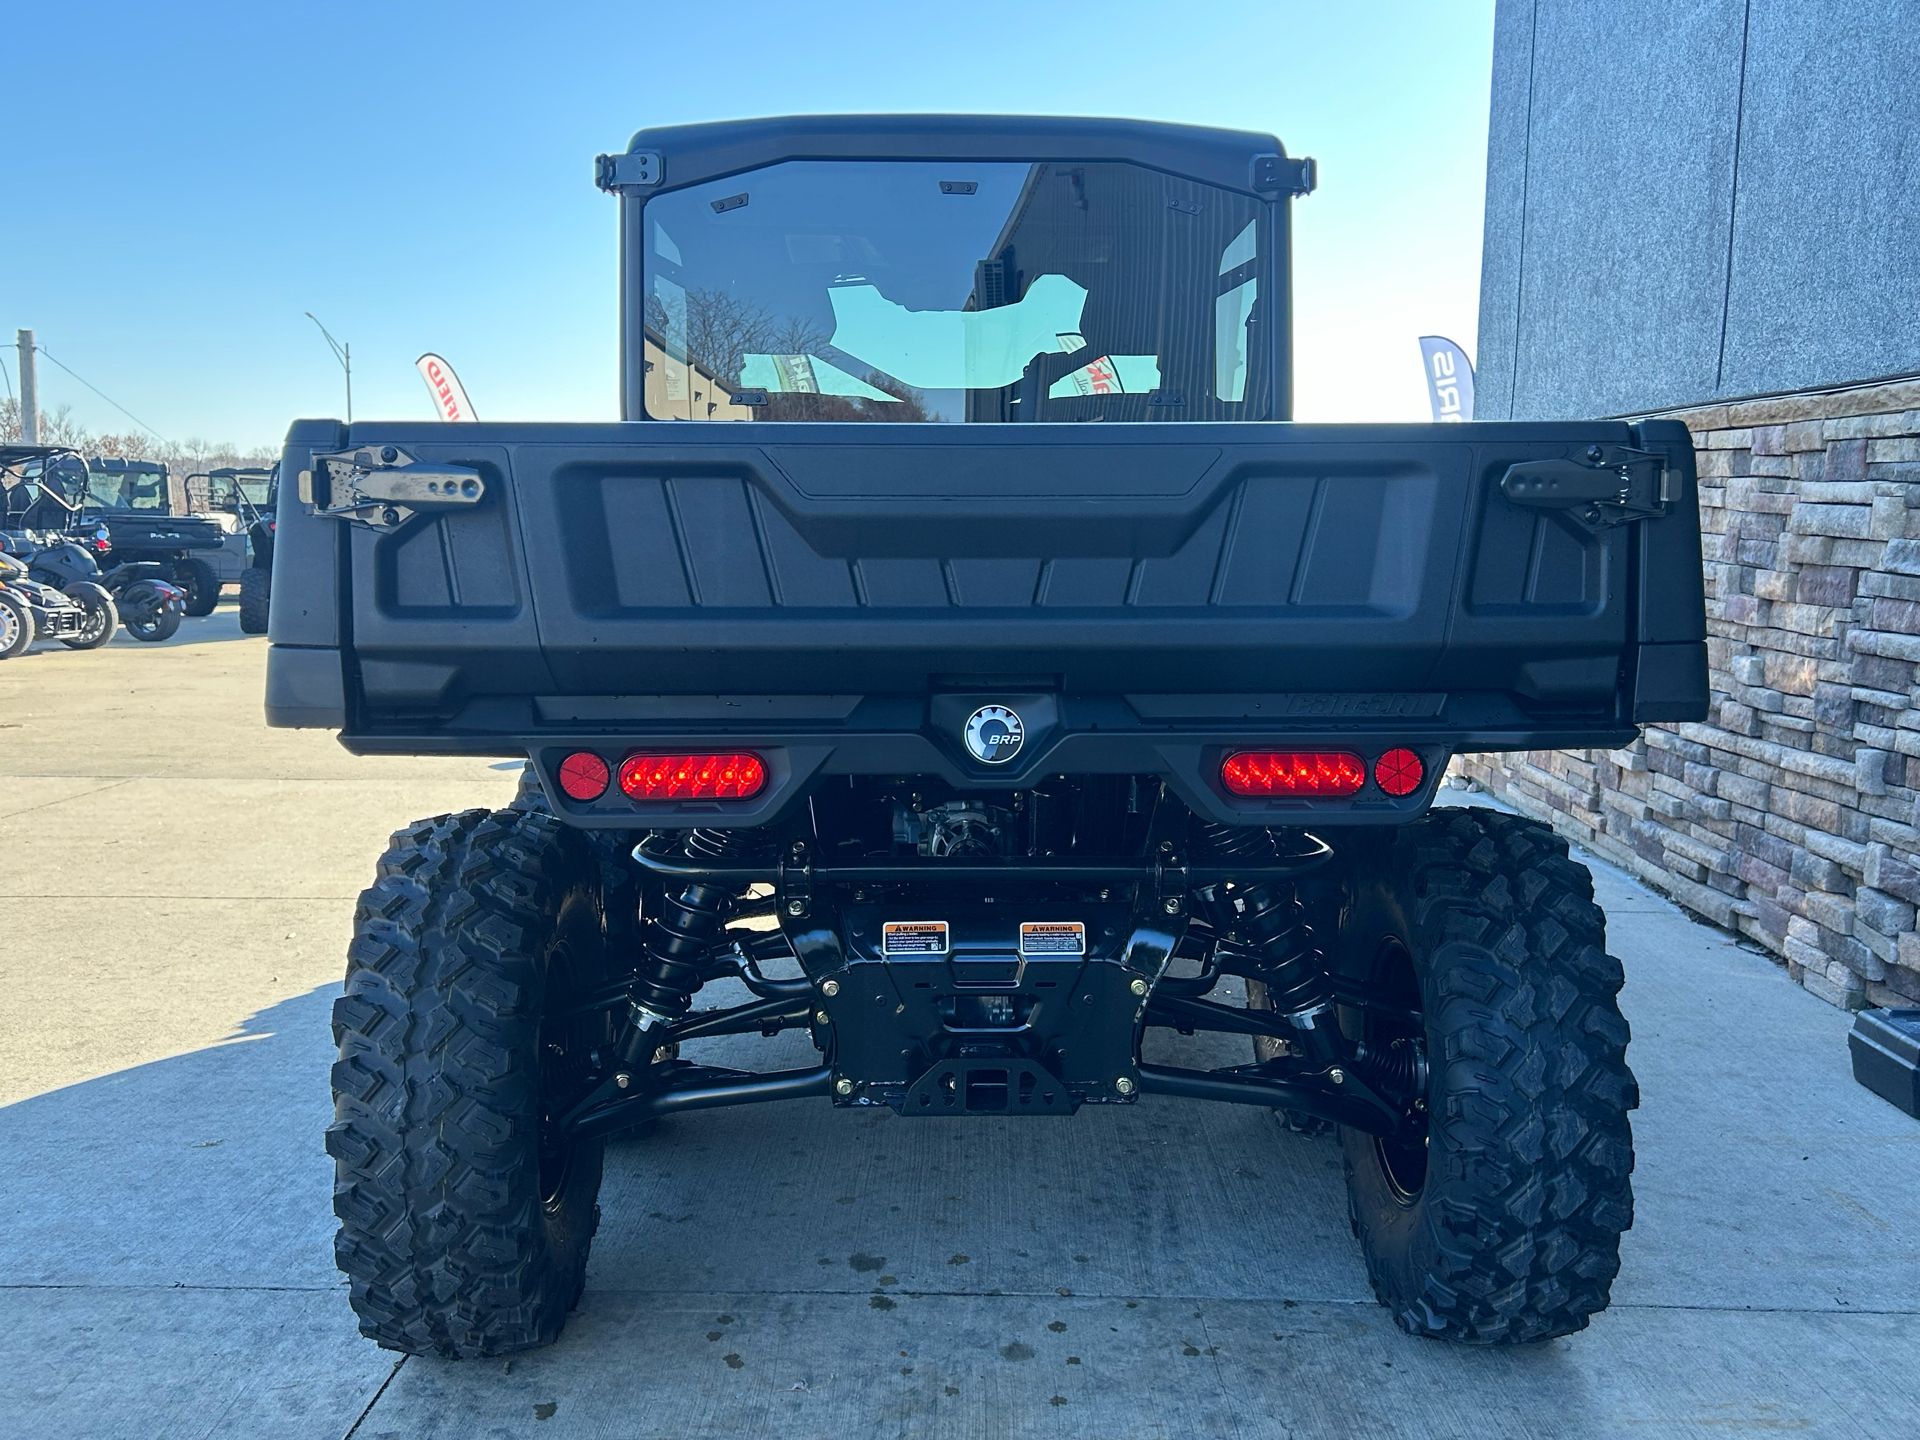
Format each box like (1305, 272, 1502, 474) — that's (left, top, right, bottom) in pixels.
(538, 943, 585, 1205)
(536, 891, 609, 1208)
(75, 603, 105, 644)
(1368, 936, 1430, 1203)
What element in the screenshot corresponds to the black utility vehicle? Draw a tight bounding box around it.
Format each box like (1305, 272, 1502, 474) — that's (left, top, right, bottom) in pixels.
(271, 117, 1707, 1359)
(78, 457, 229, 616)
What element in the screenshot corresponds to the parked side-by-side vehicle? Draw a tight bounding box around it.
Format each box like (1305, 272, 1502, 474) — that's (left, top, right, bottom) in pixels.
(76, 457, 230, 616)
(0, 446, 196, 652)
(269, 116, 1708, 1359)
(192, 465, 278, 633)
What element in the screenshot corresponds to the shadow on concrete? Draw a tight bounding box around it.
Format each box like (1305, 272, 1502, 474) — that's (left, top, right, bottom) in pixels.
(0, 980, 1359, 1300)
(2, 920, 1916, 1439)
(105, 605, 259, 649)
(0, 987, 390, 1440)
(10, 607, 258, 658)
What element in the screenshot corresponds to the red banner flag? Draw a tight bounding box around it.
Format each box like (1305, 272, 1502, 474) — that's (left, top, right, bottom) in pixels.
(415, 353, 478, 422)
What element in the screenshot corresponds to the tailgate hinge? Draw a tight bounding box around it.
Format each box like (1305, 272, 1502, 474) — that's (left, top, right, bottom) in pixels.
(1251, 152, 1317, 197)
(594, 150, 662, 193)
(299, 446, 485, 530)
(1500, 445, 1673, 530)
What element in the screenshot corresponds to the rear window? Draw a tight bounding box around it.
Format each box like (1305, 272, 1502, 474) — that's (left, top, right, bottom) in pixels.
(640, 160, 1269, 423)
(85, 465, 169, 511)
(210, 472, 274, 511)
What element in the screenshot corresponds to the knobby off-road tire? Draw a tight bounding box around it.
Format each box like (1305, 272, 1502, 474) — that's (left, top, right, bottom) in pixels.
(506, 759, 676, 1119)
(511, 760, 550, 813)
(329, 807, 616, 1357)
(1336, 808, 1637, 1344)
(174, 557, 219, 616)
(237, 566, 270, 633)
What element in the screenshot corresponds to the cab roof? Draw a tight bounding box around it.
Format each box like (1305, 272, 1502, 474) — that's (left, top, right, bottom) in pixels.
(612, 114, 1307, 198)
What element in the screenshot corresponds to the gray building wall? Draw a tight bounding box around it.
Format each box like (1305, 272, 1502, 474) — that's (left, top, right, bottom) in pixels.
(1477, 0, 1920, 421)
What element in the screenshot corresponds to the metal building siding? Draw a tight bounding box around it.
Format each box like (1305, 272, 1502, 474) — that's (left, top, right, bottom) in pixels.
(1478, 0, 1920, 418)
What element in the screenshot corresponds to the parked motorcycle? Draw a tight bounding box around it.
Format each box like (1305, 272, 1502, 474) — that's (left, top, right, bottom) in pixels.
(20, 530, 184, 643)
(0, 573, 33, 658)
(0, 543, 112, 654)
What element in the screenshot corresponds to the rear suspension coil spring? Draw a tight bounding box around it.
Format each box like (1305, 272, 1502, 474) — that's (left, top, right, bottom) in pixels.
(1196, 821, 1341, 1061)
(619, 828, 773, 1063)
(1196, 819, 1280, 862)
(682, 826, 754, 863)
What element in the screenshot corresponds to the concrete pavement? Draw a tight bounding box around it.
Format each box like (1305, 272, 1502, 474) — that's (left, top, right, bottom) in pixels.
(1, 609, 1915, 1438)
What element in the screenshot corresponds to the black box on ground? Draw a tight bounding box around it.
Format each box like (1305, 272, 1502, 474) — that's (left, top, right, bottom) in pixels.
(1849, 1009, 1920, 1120)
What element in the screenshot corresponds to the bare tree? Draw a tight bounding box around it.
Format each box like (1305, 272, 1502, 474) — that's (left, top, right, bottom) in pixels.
(0, 400, 273, 473)
(647, 287, 775, 388)
(644, 288, 841, 391)
(641, 288, 927, 421)
(760, 370, 931, 423)
(767, 313, 831, 360)
(40, 404, 93, 447)
(861, 370, 931, 422)
(1, 400, 93, 447)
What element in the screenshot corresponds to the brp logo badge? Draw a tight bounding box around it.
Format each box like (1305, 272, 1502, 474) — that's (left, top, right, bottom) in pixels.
(963, 705, 1025, 765)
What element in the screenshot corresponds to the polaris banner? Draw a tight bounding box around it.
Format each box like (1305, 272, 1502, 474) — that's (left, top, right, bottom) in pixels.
(416, 353, 478, 422)
(1418, 336, 1474, 423)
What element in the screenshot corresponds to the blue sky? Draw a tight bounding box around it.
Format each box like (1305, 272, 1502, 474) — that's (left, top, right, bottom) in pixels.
(5, 1, 1494, 447)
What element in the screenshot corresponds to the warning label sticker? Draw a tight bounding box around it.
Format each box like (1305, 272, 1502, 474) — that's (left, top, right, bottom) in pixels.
(882, 921, 950, 956)
(1019, 921, 1086, 956)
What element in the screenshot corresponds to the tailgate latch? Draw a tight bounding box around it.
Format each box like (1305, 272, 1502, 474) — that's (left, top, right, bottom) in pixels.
(1499, 445, 1672, 530)
(301, 447, 485, 529)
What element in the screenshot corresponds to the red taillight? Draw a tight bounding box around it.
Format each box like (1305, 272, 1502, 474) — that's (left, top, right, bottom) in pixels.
(1374, 748, 1425, 797)
(619, 752, 767, 800)
(556, 751, 610, 801)
(1221, 751, 1366, 797)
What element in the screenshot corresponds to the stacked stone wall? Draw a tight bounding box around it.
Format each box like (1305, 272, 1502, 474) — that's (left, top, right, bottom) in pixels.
(1454, 378, 1920, 1010)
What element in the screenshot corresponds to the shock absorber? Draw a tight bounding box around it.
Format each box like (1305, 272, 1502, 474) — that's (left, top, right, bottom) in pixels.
(1195, 821, 1344, 1067)
(617, 828, 770, 1066)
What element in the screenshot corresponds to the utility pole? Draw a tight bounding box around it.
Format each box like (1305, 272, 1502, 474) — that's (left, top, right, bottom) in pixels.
(16, 330, 37, 443)
(304, 312, 352, 422)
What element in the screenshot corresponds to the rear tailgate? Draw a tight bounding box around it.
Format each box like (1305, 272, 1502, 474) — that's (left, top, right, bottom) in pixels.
(267, 417, 1704, 764)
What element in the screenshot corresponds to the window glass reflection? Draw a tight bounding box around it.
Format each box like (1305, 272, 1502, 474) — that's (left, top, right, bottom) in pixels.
(640, 160, 1266, 422)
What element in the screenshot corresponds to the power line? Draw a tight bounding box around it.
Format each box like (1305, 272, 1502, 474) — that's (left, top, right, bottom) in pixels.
(30, 343, 169, 442)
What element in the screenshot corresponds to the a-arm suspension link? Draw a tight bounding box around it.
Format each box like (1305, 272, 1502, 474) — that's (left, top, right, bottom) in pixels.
(1191, 822, 1427, 1110)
